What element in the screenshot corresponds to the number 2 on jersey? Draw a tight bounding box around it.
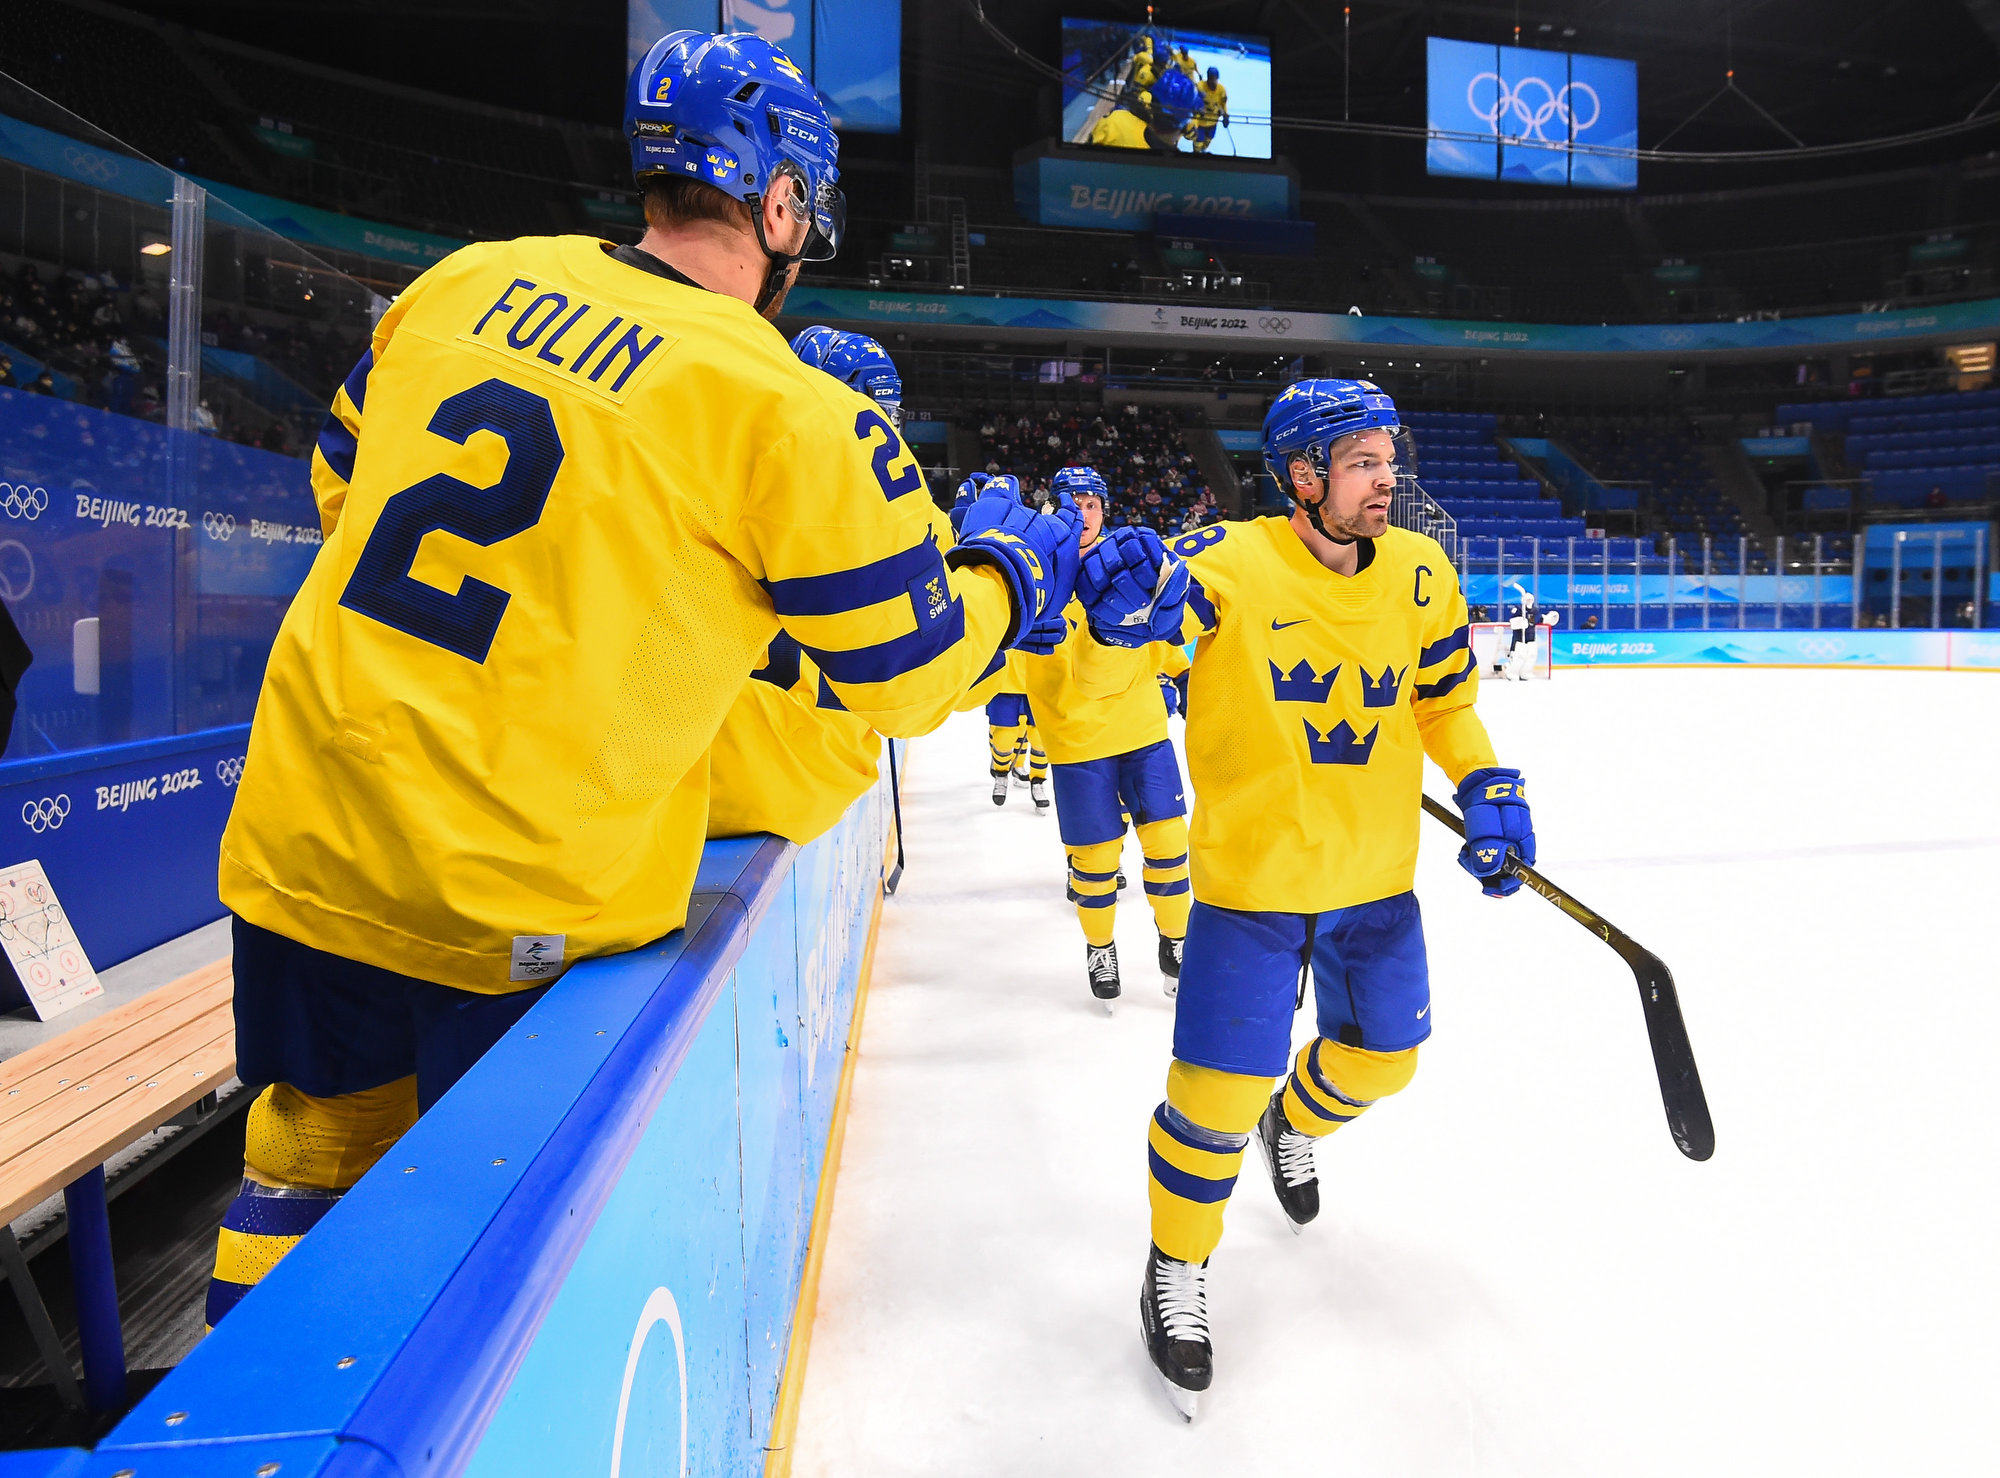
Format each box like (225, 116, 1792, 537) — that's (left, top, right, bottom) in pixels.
(340, 379, 564, 664)
(855, 408, 923, 501)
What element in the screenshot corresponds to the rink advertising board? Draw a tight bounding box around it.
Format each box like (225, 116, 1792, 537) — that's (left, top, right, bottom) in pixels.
(1552, 630, 2000, 670)
(36, 764, 898, 1478)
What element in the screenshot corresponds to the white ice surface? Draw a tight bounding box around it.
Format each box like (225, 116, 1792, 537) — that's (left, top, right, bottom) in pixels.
(793, 669, 2000, 1476)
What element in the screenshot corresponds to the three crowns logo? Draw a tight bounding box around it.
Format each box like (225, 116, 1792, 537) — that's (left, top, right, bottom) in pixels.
(1360, 664, 1407, 708)
(1268, 659, 1338, 703)
(1303, 719, 1379, 767)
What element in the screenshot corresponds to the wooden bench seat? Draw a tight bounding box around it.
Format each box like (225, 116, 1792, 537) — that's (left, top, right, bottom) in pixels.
(0, 958, 236, 1412)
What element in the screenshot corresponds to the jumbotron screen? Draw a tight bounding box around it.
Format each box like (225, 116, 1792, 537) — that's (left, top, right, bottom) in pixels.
(1060, 17, 1272, 159)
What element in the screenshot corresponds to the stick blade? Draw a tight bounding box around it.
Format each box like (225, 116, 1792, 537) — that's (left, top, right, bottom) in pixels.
(1618, 940, 1715, 1161)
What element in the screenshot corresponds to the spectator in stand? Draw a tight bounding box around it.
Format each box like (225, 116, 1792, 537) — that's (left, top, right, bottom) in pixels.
(24, 367, 55, 396)
(0, 353, 14, 390)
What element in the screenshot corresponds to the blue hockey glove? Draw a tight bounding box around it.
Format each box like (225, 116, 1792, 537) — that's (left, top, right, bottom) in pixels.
(1453, 767, 1534, 898)
(946, 482, 1083, 649)
(1157, 671, 1180, 716)
(948, 473, 995, 538)
(1075, 526, 1188, 648)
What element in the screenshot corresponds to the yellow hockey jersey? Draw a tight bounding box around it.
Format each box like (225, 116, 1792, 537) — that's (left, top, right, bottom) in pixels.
(707, 642, 881, 846)
(1021, 601, 1172, 766)
(222, 235, 1010, 991)
(1141, 518, 1495, 913)
(1091, 108, 1152, 149)
(1196, 79, 1228, 125)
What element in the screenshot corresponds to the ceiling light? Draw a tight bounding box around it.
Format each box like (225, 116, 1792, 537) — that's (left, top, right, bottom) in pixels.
(140, 241, 171, 256)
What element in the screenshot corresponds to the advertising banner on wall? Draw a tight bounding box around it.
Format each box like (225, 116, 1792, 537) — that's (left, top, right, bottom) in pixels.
(781, 283, 2000, 358)
(1014, 147, 1296, 231)
(1553, 630, 2000, 669)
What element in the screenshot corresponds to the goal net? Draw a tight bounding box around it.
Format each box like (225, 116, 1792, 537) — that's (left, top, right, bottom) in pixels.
(1469, 621, 1553, 681)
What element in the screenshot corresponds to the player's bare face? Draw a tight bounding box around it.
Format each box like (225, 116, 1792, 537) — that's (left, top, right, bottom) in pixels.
(1078, 494, 1105, 545)
(1317, 431, 1397, 539)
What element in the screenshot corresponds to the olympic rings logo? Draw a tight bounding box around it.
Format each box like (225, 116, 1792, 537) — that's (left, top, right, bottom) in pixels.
(0, 540, 34, 603)
(215, 756, 245, 787)
(21, 795, 71, 833)
(202, 511, 236, 541)
(1467, 72, 1601, 141)
(1796, 637, 1846, 660)
(0, 483, 47, 520)
(1258, 316, 1293, 334)
(61, 146, 120, 183)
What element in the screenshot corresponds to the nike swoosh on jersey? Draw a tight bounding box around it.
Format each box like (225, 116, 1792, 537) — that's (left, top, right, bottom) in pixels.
(1417, 1004, 1430, 1019)
(1271, 618, 1310, 631)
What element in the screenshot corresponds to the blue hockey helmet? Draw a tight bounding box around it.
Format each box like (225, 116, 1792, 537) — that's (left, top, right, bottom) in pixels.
(626, 30, 845, 295)
(1051, 464, 1109, 508)
(1262, 378, 1401, 491)
(790, 325, 903, 424)
(1150, 67, 1202, 129)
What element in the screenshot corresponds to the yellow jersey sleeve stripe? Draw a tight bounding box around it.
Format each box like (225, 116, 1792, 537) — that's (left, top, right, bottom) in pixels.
(1418, 623, 1470, 669)
(759, 535, 944, 616)
(803, 598, 965, 685)
(1414, 652, 1475, 701)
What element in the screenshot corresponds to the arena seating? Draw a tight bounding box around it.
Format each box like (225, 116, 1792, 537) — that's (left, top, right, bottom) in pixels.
(972, 403, 1220, 534)
(1555, 419, 1748, 546)
(1404, 410, 1587, 556)
(1779, 388, 2000, 506)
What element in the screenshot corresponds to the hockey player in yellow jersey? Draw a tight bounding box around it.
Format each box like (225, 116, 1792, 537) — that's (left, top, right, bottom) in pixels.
(985, 649, 1050, 810)
(1089, 64, 1202, 152)
(1190, 68, 1229, 153)
(1021, 466, 1191, 1010)
(949, 477, 1051, 811)
(207, 30, 1083, 1328)
(1075, 379, 1536, 1417)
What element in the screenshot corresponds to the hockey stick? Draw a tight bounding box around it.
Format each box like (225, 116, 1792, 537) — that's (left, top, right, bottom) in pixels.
(1421, 795, 1715, 1162)
(885, 740, 907, 896)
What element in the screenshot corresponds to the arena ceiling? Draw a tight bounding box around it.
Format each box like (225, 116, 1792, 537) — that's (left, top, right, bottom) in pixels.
(114, 0, 2000, 186)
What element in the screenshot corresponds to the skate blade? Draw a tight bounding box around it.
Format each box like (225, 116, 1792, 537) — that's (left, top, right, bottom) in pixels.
(1161, 975, 1178, 999)
(1100, 997, 1117, 1016)
(1157, 1371, 1199, 1422)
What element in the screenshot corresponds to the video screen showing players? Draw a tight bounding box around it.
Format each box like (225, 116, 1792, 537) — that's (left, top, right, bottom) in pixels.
(1060, 17, 1272, 159)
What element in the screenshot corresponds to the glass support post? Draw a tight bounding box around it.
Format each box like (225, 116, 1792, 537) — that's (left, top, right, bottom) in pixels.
(1667, 536, 1677, 630)
(1812, 533, 1823, 629)
(1890, 532, 1903, 629)
(1931, 533, 1944, 629)
(1702, 535, 1712, 630)
(1737, 536, 1747, 630)
(1774, 533, 1785, 629)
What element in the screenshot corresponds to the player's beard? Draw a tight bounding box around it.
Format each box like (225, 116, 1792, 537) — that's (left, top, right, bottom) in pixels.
(759, 259, 802, 321)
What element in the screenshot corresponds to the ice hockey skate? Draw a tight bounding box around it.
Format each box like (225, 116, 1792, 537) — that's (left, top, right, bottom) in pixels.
(1139, 1244, 1212, 1421)
(991, 774, 1008, 806)
(1030, 777, 1050, 811)
(1157, 933, 1183, 997)
(1254, 1090, 1319, 1231)
(1085, 940, 1120, 1012)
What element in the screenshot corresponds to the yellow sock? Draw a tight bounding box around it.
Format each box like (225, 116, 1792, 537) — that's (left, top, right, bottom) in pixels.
(1281, 1038, 1418, 1139)
(1066, 837, 1122, 947)
(1147, 1060, 1273, 1263)
(206, 1077, 417, 1327)
(1135, 816, 1191, 940)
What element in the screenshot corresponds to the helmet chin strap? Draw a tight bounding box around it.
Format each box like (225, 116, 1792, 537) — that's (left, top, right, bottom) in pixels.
(1290, 453, 1358, 545)
(749, 176, 810, 318)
